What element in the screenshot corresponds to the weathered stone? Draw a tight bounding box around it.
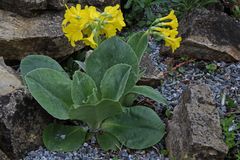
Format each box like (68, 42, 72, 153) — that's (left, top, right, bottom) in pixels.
(166, 84, 228, 160)
(0, 89, 53, 159)
(161, 8, 240, 62)
(77, 0, 120, 9)
(0, 149, 10, 160)
(0, 57, 22, 96)
(48, 0, 69, 10)
(138, 54, 163, 87)
(0, 0, 68, 17)
(0, 9, 83, 60)
(0, 60, 53, 159)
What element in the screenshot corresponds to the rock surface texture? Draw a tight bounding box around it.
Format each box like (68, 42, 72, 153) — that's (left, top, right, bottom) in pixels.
(166, 84, 228, 160)
(161, 8, 240, 62)
(77, 0, 120, 9)
(0, 59, 52, 159)
(0, 0, 68, 17)
(0, 149, 10, 160)
(0, 9, 83, 60)
(0, 57, 22, 96)
(139, 54, 163, 87)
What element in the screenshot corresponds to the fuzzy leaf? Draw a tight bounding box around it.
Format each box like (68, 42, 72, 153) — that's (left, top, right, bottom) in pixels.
(127, 85, 168, 105)
(100, 64, 131, 101)
(25, 68, 72, 119)
(85, 37, 139, 93)
(69, 99, 123, 129)
(97, 132, 120, 151)
(101, 106, 165, 149)
(43, 124, 86, 152)
(20, 55, 68, 79)
(72, 71, 98, 105)
(127, 31, 148, 62)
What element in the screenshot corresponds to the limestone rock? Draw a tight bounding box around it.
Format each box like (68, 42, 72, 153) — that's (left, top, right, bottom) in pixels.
(0, 0, 68, 17)
(0, 60, 52, 159)
(166, 84, 228, 160)
(0, 89, 53, 159)
(138, 54, 163, 87)
(161, 8, 240, 62)
(0, 9, 83, 60)
(0, 57, 22, 96)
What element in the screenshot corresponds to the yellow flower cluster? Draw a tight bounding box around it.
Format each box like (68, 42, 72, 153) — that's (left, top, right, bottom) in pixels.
(150, 10, 182, 52)
(62, 4, 126, 48)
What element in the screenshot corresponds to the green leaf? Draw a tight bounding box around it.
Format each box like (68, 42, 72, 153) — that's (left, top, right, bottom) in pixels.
(97, 132, 120, 151)
(100, 64, 132, 101)
(102, 106, 165, 149)
(72, 71, 98, 105)
(85, 37, 139, 93)
(127, 31, 148, 62)
(25, 68, 72, 120)
(43, 123, 86, 152)
(69, 99, 123, 129)
(127, 85, 168, 106)
(20, 55, 68, 79)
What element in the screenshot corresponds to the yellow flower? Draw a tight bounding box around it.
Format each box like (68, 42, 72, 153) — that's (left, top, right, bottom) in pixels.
(149, 10, 182, 52)
(153, 27, 178, 38)
(163, 36, 182, 52)
(62, 23, 83, 47)
(81, 6, 101, 24)
(83, 32, 97, 48)
(62, 4, 125, 48)
(62, 4, 82, 25)
(100, 4, 126, 38)
(160, 19, 179, 29)
(160, 10, 176, 21)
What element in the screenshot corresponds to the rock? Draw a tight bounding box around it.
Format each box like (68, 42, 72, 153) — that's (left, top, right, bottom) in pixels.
(0, 60, 53, 159)
(48, 0, 69, 10)
(76, 0, 120, 9)
(166, 84, 228, 160)
(161, 8, 240, 62)
(0, 9, 83, 60)
(0, 57, 22, 96)
(138, 54, 163, 87)
(0, 0, 68, 17)
(0, 149, 10, 160)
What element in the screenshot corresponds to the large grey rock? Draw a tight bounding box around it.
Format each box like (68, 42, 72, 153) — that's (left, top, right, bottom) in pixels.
(0, 59, 52, 159)
(0, 0, 68, 17)
(161, 8, 240, 62)
(0, 9, 83, 60)
(0, 89, 53, 159)
(166, 84, 228, 160)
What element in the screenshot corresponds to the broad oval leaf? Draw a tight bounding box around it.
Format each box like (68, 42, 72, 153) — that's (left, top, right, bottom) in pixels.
(97, 132, 120, 151)
(69, 99, 123, 129)
(100, 64, 131, 101)
(127, 31, 148, 62)
(127, 85, 168, 106)
(72, 71, 98, 105)
(25, 68, 72, 119)
(85, 37, 139, 92)
(101, 106, 165, 149)
(20, 55, 68, 79)
(43, 123, 86, 152)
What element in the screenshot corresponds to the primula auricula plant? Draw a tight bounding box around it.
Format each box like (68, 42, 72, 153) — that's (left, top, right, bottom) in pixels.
(20, 4, 181, 152)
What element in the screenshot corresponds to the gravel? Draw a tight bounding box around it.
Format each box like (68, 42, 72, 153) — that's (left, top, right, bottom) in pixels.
(24, 40, 240, 160)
